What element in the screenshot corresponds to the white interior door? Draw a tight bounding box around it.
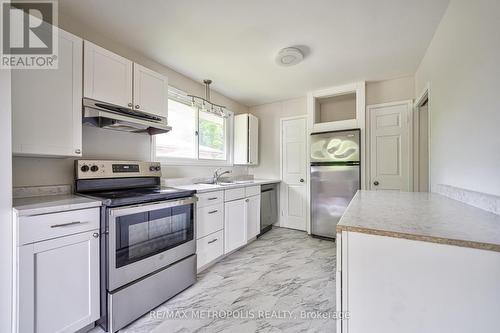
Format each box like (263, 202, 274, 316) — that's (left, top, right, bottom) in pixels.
(369, 101, 412, 191)
(281, 117, 307, 231)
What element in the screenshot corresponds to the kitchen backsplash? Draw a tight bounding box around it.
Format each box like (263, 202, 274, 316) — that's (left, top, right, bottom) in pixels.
(436, 184, 500, 216)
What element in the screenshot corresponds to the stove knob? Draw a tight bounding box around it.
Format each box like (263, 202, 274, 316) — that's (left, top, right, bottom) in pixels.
(155, 166, 161, 171)
(149, 166, 156, 172)
(80, 165, 89, 172)
(90, 165, 99, 172)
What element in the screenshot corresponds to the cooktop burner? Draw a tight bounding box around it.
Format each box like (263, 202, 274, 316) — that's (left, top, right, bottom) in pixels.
(81, 186, 195, 207)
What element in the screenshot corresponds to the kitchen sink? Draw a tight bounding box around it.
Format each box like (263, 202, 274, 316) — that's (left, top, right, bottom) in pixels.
(195, 180, 254, 186)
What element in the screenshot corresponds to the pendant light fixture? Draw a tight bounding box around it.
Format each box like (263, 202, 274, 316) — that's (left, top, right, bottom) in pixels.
(188, 79, 228, 118)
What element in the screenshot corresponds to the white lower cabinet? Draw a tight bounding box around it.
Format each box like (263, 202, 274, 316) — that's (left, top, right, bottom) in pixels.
(14, 208, 100, 333)
(196, 185, 262, 269)
(196, 203, 224, 239)
(224, 199, 247, 254)
(246, 194, 261, 241)
(196, 230, 224, 269)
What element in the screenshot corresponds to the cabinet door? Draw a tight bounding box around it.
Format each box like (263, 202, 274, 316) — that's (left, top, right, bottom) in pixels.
(224, 199, 247, 254)
(133, 63, 168, 118)
(246, 194, 261, 241)
(248, 114, 259, 165)
(12, 29, 83, 157)
(197, 230, 224, 270)
(17, 231, 100, 333)
(234, 114, 249, 165)
(84, 40, 133, 108)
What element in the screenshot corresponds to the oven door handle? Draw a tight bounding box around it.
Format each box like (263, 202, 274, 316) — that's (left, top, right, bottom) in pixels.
(109, 196, 197, 217)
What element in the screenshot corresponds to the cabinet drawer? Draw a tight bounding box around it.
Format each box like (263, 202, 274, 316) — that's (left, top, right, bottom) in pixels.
(197, 230, 224, 269)
(196, 203, 224, 239)
(225, 187, 246, 202)
(245, 185, 261, 197)
(18, 208, 100, 245)
(196, 191, 224, 208)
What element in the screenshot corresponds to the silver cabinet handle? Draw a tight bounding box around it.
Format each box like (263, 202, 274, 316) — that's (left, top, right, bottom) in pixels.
(75, 149, 81, 154)
(300, 178, 305, 183)
(207, 197, 218, 201)
(135, 105, 140, 109)
(128, 103, 133, 107)
(207, 238, 218, 244)
(245, 198, 250, 202)
(50, 221, 87, 228)
(92, 232, 99, 238)
(373, 181, 380, 186)
(208, 210, 218, 214)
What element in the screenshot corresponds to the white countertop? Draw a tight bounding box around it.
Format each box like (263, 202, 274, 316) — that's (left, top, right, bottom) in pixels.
(13, 194, 102, 217)
(337, 190, 500, 252)
(173, 179, 280, 193)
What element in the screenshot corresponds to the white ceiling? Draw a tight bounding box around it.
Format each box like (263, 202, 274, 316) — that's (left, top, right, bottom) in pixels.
(59, 0, 449, 106)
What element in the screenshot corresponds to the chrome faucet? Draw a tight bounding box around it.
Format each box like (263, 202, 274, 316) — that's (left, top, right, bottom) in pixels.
(213, 168, 232, 184)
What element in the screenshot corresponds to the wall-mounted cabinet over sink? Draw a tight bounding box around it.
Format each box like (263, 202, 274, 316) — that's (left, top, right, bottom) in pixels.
(84, 41, 168, 119)
(234, 113, 259, 165)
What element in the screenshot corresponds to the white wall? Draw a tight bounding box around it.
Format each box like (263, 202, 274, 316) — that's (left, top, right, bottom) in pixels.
(366, 76, 415, 105)
(415, 0, 500, 196)
(248, 97, 307, 179)
(12, 13, 250, 188)
(249, 78, 415, 180)
(0, 69, 13, 333)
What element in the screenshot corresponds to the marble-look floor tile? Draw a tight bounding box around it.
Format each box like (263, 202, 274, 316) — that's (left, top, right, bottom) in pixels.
(91, 227, 336, 333)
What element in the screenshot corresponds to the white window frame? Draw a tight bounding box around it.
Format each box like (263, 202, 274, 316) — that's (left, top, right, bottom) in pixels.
(152, 87, 234, 167)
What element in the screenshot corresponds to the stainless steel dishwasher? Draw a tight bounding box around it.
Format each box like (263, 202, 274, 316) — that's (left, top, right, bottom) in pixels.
(259, 183, 278, 236)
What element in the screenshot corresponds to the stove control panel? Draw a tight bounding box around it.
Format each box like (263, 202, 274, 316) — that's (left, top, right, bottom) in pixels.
(75, 160, 162, 179)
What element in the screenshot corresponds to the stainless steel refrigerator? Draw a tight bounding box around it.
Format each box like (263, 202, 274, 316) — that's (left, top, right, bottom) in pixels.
(310, 129, 361, 239)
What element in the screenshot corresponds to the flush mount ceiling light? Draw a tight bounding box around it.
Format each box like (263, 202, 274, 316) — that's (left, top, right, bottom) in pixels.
(275, 47, 304, 67)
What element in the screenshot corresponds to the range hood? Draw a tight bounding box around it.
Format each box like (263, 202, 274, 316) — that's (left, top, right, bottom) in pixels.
(82, 98, 171, 135)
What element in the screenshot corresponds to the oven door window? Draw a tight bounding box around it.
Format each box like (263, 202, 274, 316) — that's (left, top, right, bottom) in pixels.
(115, 204, 193, 268)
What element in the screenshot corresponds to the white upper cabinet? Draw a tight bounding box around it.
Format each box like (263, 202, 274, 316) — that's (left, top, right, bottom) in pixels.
(234, 113, 259, 165)
(12, 28, 83, 157)
(84, 42, 168, 118)
(84, 41, 133, 108)
(133, 63, 168, 118)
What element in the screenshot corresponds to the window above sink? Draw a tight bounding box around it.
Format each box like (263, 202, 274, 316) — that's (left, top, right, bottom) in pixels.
(153, 87, 234, 166)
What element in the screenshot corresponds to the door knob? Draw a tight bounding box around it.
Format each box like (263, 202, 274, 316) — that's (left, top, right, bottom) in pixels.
(373, 180, 379, 186)
(300, 178, 305, 183)
(92, 232, 99, 238)
(135, 105, 140, 109)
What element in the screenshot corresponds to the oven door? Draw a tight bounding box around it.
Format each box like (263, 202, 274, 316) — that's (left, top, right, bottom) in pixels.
(107, 197, 196, 291)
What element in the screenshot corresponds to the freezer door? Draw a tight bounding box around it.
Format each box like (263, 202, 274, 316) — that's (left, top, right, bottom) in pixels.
(311, 165, 360, 238)
(310, 129, 360, 163)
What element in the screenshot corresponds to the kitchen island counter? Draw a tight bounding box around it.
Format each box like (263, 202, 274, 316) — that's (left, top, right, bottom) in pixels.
(337, 190, 500, 252)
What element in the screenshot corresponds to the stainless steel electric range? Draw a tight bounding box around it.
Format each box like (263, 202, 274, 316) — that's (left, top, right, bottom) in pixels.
(75, 160, 197, 332)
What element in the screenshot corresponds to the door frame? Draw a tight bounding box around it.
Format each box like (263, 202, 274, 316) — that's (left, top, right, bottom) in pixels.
(366, 100, 414, 191)
(414, 84, 431, 191)
(279, 115, 309, 232)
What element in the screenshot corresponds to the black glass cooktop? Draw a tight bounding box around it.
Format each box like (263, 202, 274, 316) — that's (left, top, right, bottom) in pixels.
(81, 186, 195, 207)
